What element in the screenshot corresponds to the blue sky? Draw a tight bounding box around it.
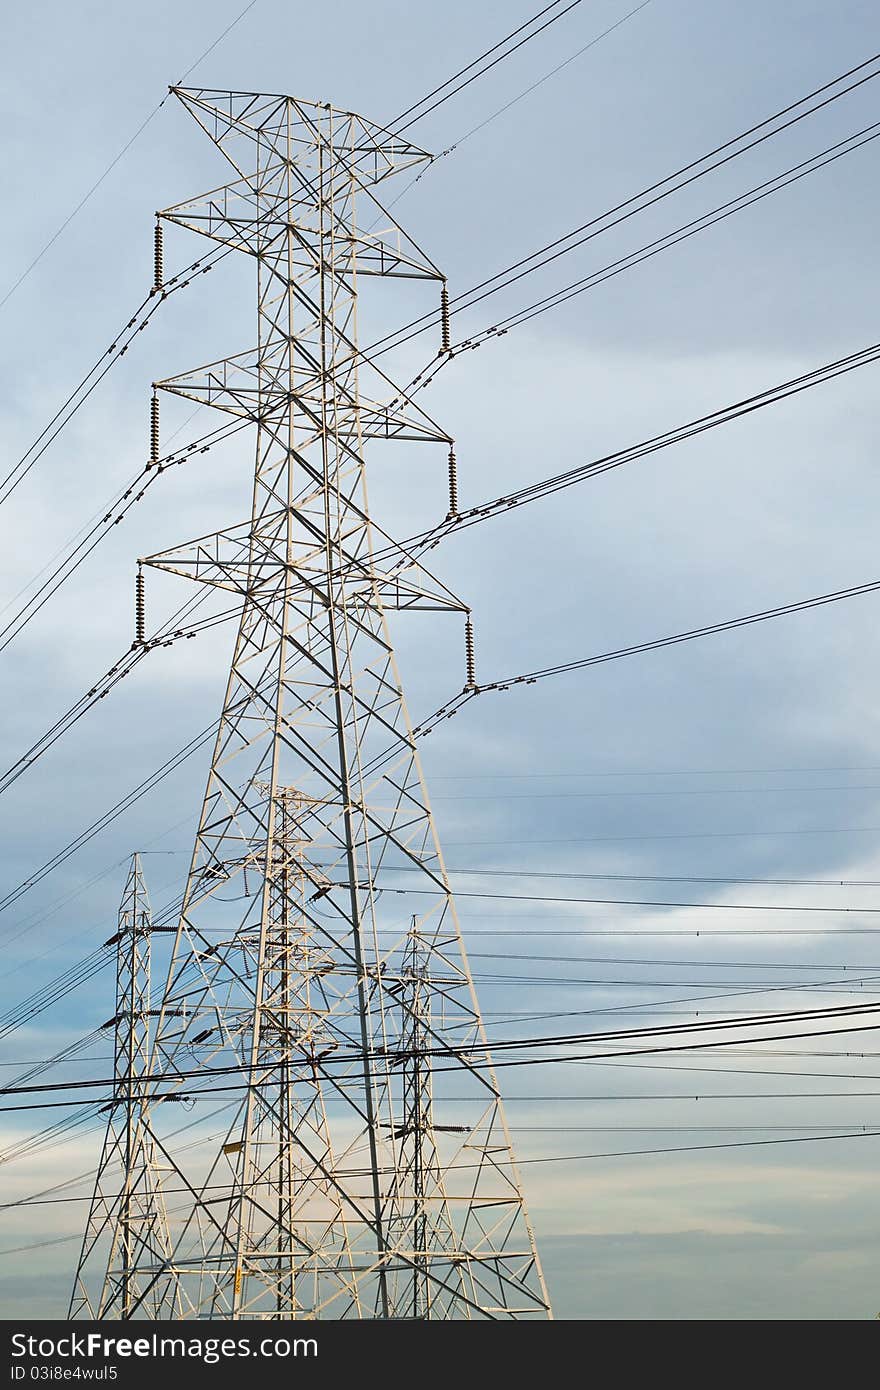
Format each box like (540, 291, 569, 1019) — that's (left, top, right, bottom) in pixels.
(2, 0, 880, 1320)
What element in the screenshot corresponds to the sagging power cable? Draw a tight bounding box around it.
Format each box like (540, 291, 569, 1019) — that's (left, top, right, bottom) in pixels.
(0, 246, 230, 511)
(369, 50, 880, 358)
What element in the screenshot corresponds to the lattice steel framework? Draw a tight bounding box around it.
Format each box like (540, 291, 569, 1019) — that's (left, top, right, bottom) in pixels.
(72, 87, 550, 1320)
(70, 855, 179, 1318)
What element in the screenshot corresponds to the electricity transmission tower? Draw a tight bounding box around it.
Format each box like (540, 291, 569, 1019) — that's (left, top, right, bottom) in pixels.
(72, 86, 550, 1320)
(70, 855, 179, 1318)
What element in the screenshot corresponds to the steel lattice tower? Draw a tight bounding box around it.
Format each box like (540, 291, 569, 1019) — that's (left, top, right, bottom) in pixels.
(72, 87, 550, 1321)
(70, 855, 179, 1318)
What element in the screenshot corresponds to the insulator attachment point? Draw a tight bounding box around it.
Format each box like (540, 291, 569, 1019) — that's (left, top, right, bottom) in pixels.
(464, 616, 476, 690)
(150, 392, 160, 465)
(440, 281, 451, 354)
(446, 446, 459, 520)
(153, 220, 164, 292)
(135, 565, 146, 646)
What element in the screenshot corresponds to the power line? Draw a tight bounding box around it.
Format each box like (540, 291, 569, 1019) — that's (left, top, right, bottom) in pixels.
(7, 215, 878, 838)
(374, 886, 880, 914)
(442, 1, 654, 153)
(508, 1123, 880, 1132)
(479, 574, 880, 687)
(369, 50, 880, 356)
(8, 995, 880, 1098)
(439, 826, 880, 848)
(503, 1128, 880, 1166)
(389, 0, 586, 130)
(9, 1122, 880, 1205)
(431, 119, 880, 355)
(430, 764, 880, 778)
(413, 567, 880, 738)
(1, 1059, 877, 1096)
(6, 554, 880, 926)
(8, 58, 872, 665)
(0, 1, 258, 314)
(0, 250, 226, 511)
(0, 588, 228, 813)
(401, 341, 880, 566)
(386, 2, 654, 208)
(384, 866, 880, 889)
(0, 1234, 83, 1258)
(0, 414, 246, 659)
(29, 1126, 880, 1206)
(175, 1, 260, 84)
(432, 782, 880, 801)
(0, 717, 216, 923)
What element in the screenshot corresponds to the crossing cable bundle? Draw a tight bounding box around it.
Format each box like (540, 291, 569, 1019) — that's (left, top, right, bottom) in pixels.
(6, 1029, 106, 1091)
(9, 847, 880, 1070)
(7, 995, 880, 1102)
(7, 979, 880, 1182)
(9, 958, 875, 1107)
(13, 849, 880, 1098)
(0, 716, 218, 923)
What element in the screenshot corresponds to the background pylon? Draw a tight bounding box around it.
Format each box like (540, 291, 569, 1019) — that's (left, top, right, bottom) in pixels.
(69, 855, 179, 1318)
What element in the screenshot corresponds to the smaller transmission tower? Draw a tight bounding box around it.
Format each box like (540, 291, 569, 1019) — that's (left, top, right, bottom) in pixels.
(69, 855, 179, 1318)
(386, 922, 460, 1321)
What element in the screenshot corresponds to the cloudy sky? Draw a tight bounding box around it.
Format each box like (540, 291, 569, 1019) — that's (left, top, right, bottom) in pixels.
(2, 0, 880, 1320)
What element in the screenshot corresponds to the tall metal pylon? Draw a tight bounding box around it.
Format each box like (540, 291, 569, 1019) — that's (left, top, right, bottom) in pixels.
(77, 87, 551, 1320)
(70, 855, 179, 1318)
